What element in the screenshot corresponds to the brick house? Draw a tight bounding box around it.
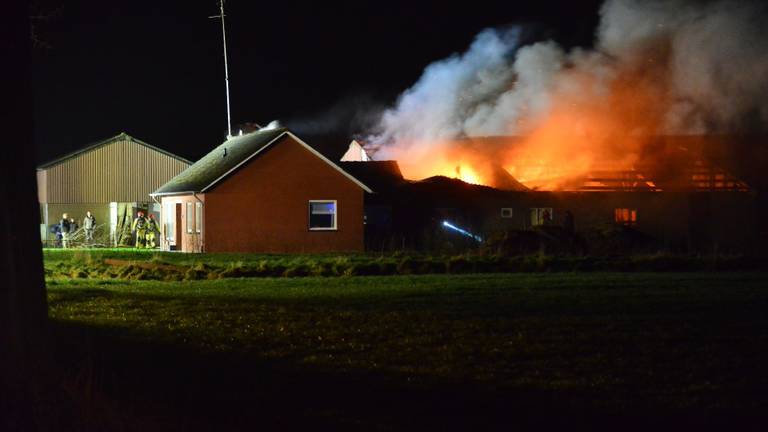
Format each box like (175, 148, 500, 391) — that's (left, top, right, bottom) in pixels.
(151, 128, 372, 253)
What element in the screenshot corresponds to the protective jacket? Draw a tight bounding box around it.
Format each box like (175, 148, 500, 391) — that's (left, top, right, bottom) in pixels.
(132, 215, 147, 231)
(146, 218, 159, 232)
(59, 219, 71, 234)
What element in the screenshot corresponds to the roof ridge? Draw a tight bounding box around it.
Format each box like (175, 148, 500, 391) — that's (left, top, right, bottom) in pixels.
(38, 132, 192, 169)
(152, 129, 373, 196)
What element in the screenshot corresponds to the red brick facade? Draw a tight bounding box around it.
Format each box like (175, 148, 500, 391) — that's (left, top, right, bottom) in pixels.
(161, 135, 365, 253)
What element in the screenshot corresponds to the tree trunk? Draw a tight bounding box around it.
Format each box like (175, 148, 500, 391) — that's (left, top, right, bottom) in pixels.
(0, 4, 49, 430)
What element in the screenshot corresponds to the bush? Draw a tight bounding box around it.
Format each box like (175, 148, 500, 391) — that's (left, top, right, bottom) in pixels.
(447, 256, 471, 274)
(343, 262, 381, 276)
(70, 270, 88, 279)
(421, 258, 447, 274)
(396, 257, 417, 274)
(184, 262, 213, 280)
(330, 257, 352, 276)
(283, 264, 311, 278)
(309, 261, 335, 277)
(474, 255, 505, 273)
(376, 259, 398, 275)
(585, 224, 662, 256)
(163, 271, 184, 282)
(219, 266, 246, 278)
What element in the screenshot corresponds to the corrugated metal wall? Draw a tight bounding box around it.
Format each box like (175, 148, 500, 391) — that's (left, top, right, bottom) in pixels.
(40, 138, 190, 203)
(36, 170, 47, 203)
(44, 202, 112, 244)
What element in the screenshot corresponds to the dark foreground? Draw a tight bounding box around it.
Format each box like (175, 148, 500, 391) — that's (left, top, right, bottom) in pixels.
(46, 273, 768, 430)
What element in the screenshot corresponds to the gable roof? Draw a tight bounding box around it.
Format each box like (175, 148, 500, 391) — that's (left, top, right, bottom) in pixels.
(340, 140, 371, 161)
(338, 161, 405, 194)
(151, 128, 373, 196)
(38, 132, 191, 169)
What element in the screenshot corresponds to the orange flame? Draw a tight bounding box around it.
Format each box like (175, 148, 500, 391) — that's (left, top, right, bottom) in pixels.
(389, 57, 671, 191)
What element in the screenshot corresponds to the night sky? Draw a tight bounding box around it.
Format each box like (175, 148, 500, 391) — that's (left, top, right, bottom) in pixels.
(33, 0, 603, 164)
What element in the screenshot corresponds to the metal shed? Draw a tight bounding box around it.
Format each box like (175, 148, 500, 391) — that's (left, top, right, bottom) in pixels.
(37, 132, 191, 247)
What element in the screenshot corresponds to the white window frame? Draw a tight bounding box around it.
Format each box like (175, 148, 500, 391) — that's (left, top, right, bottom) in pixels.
(308, 200, 338, 231)
(186, 202, 194, 234)
(164, 202, 175, 242)
(501, 208, 513, 218)
(195, 202, 202, 234)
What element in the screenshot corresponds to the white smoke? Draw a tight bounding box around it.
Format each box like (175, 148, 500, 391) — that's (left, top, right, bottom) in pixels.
(367, 0, 768, 162)
(598, 0, 768, 132)
(261, 120, 282, 130)
(370, 29, 520, 159)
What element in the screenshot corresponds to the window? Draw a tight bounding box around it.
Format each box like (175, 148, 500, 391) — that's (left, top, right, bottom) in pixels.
(195, 202, 202, 233)
(186, 202, 194, 234)
(530, 208, 553, 226)
(309, 200, 337, 230)
(501, 208, 513, 218)
(164, 203, 175, 242)
(614, 208, 637, 225)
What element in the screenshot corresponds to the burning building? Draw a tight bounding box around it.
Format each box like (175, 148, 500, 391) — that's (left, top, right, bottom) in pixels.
(351, 0, 767, 253)
(343, 133, 759, 254)
(156, 0, 765, 254)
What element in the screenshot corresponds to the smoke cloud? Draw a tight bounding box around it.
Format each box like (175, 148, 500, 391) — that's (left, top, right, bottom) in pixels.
(366, 0, 768, 187)
(285, 94, 385, 137)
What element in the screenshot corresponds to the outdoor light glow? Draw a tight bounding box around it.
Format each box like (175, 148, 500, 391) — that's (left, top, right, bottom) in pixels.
(442, 220, 482, 242)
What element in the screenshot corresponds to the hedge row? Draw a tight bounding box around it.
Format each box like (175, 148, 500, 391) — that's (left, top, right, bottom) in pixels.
(44, 253, 767, 281)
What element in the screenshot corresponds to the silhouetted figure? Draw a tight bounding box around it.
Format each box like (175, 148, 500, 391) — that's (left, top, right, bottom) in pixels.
(563, 210, 575, 235)
(542, 209, 552, 226)
(59, 213, 71, 248)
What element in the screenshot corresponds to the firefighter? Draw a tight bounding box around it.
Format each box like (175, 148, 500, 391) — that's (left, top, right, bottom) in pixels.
(145, 213, 159, 249)
(131, 210, 148, 248)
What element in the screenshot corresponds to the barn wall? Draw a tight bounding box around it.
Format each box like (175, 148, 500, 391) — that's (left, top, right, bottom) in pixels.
(472, 191, 757, 253)
(43, 201, 158, 247)
(204, 136, 365, 253)
(688, 192, 758, 253)
(41, 138, 189, 203)
(36, 170, 46, 203)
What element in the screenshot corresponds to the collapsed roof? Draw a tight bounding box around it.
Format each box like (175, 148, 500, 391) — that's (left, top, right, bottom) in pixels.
(427, 135, 753, 192)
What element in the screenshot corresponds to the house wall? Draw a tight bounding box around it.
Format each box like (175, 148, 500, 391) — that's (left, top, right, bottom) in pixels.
(158, 195, 204, 253)
(203, 136, 365, 253)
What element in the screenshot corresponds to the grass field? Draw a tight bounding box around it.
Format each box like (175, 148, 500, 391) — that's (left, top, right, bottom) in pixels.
(46, 272, 768, 430)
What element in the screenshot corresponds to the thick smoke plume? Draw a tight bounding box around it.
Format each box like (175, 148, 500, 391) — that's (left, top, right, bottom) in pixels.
(366, 0, 768, 189)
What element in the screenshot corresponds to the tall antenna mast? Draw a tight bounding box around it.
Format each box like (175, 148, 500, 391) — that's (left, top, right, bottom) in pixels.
(209, 0, 232, 139)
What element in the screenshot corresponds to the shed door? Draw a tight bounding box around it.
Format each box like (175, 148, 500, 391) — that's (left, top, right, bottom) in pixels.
(175, 203, 183, 251)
